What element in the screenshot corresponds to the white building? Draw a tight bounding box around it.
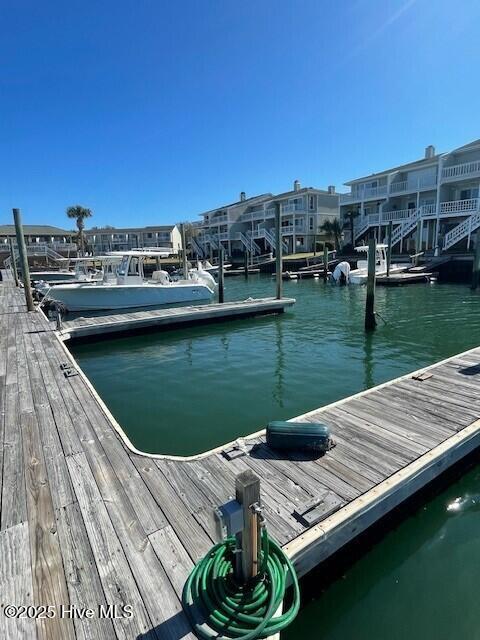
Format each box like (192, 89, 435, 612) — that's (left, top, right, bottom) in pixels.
(339, 139, 480, 253)
(191, 181, 339, 258)
(84, 225, 182, 254)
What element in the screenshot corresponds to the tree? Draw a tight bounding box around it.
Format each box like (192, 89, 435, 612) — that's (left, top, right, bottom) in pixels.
(66, 205, 92, 255)
(320, 218, 343, 251)
(343, 209, 360, 250)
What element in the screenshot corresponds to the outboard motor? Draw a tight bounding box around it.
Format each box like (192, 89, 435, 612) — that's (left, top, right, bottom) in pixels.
(332, 261, 351, 285)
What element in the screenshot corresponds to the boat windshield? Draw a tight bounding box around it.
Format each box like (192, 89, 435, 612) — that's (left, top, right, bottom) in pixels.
(117, 255, 129, 276)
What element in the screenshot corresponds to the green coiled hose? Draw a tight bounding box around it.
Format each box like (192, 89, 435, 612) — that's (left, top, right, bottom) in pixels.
(182, 527, 300, 639)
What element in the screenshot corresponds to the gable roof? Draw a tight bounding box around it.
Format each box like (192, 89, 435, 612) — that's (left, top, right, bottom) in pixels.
(345, 155, 441, 186)
(0, 224, 74, 236)
(199, 193, 273, 217)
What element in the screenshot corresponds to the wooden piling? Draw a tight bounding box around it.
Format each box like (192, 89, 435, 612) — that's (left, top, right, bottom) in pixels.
(244, 251, 249, 279)
(323, 244, 329, 282)
(275, 203, 283, 300)
(12, 208, 34, 311)
(235, 470, 261, 582)
(365, 236, 376, 331)
(180, 223, 188, 279)
(218, 247, 225, 303)
(8, 237, 19, 287)
(415, 221, 421, 267)
(386, 220, 393, 277)
(471, 233, 480, 290)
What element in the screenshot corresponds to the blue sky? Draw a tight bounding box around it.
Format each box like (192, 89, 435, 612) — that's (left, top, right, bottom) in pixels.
(1, 0, 479, 230)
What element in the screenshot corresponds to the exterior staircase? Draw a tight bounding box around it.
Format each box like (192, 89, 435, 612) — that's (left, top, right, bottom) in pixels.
(190, 236, 205, 258)
(443, 210, 480, 250)
(263, 228, 288, 253)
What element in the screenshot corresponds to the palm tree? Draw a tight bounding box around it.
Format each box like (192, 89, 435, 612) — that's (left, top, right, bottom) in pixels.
(66, 205, 92, 255)
(320, 218, 343, 251)
(343, 209, 359, 250)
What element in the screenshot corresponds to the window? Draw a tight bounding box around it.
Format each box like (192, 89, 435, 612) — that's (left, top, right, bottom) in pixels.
(309, 196, 315, 210)
(408, 202, 416, 209)
(460, 189, 471, 200)
(309, 217, 314, 230)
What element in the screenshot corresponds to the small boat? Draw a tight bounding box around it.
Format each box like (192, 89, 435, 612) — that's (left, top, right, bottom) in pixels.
(34, 256, 121, 296)
(43, 251, 216, 311)
(198, 260, 232, 274)
(349, 244, 404, 285)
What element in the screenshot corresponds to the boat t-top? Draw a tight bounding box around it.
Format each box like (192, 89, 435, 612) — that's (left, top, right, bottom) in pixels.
(42, 251, 216, 311)
(34, 255, 122, 296)
(349, 244, 404, 285)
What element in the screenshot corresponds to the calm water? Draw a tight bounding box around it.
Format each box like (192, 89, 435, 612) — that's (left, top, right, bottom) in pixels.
(71, 276, 480, 640)
(71, 276, 480, 456)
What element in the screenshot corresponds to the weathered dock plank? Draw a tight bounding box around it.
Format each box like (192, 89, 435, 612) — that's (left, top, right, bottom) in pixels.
(2, 275, 480, 639)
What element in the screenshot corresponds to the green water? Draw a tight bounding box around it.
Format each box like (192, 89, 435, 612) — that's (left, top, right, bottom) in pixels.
(71, 277, 480, 639)
(71, 276, 480, 456)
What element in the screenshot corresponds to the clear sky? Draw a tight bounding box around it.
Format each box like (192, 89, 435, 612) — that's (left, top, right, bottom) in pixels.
(1, 0, 479, 230)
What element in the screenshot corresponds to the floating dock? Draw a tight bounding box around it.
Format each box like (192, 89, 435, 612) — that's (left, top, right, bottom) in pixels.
(376, 272, 433, 286)
(2, 275, 480, 639)
(53, 297, 295, 341)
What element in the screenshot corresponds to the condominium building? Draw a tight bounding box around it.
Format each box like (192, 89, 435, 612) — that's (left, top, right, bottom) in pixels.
(84, 225, 182, 254)
(191, 181, 339, 258)
(0, 224, 77, 264)
(339, 139, 480, 253)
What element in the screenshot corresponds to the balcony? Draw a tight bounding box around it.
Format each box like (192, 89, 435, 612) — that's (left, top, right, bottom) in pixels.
(442, 160, 480, 182)
(340, 185, 388, 204)
(341, 179, 437, 203)
(282, 204, 306, 214)
(440, 198, 479, 215)
(240, 210, 267, 222)
(281, 224, 305, 235)
(389, 176, 437, 194)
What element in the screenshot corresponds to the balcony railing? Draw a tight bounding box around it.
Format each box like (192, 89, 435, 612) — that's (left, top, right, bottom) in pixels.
(440, 198, 479, 215)
(341, 178, 437, 203)
(442, 160, 480, 181)
(282, 204, 306, 214)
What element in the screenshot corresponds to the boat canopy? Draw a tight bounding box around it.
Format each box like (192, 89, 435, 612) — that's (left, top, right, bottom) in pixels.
(355, 244, 389, 253)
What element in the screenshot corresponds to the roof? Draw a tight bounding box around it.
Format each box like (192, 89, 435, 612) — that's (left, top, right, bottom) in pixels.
(0, 224, 74, 236)
(268, 186, 337, 200)
(450, 138, 480, 154)
(85, 225, 176, 234)
(199, 193, 273, 217)
(345, 155, 441, 186)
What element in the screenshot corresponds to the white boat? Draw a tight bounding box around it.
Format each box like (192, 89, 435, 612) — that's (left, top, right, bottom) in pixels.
(349, 244, 404, 285)
(43, 251, 216, 311)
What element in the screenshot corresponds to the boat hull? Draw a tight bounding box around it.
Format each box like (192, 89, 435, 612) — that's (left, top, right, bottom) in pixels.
(30, 271, 76, 282)
(46, 283, 214, 311)
(349, 264, 405, 285)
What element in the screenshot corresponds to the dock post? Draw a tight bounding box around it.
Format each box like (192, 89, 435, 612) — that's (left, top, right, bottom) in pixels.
(13, 208, 34, 311)
(365, 236, 376, 331)
(218, 247, 225, 303)
(415, 221, 421, 267)
(180, 223, 188, 279)
(235, 470, 261, 582)
(386, 220, 393, 277)
(8, 237, 19, 287)
(471, 232, 480, 290)
(323, 244, 329, 282)
(275, 203, 283, 300)
(244, 251, 249, 279)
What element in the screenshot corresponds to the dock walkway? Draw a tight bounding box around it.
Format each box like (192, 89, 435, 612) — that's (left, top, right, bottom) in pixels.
(2, 277, 480, 639)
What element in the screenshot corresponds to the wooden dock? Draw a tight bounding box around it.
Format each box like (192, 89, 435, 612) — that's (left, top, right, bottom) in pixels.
(53, 297, 296, 341)
(2, 275, 480, 639)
